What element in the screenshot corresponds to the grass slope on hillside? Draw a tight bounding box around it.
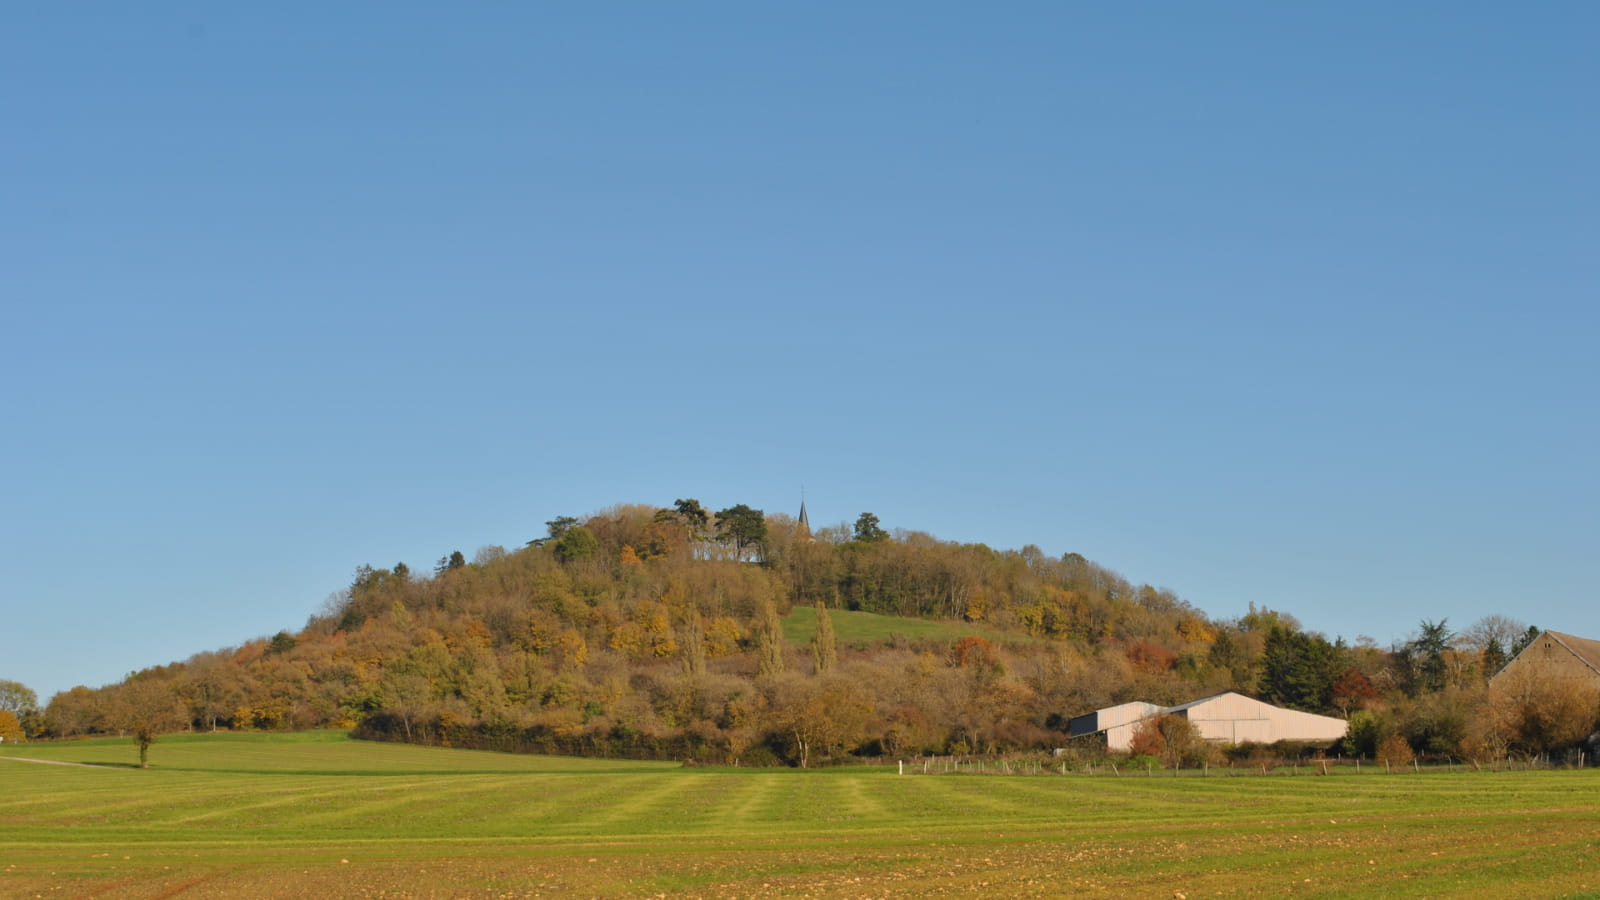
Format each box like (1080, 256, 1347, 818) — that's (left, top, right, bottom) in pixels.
(5, 732, 1600, 898)
(781, 604, 1028, 650)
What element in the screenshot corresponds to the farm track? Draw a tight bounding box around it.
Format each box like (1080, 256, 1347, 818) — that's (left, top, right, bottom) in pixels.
(0, 755, 113, 768)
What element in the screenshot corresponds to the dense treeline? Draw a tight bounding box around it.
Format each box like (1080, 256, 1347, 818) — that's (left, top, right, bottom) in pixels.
(23, 501, 1585, 766)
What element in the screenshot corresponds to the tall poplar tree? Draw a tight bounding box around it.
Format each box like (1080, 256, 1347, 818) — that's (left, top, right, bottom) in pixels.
(811, 602, 837, 674)
(756, 598, 786, 678)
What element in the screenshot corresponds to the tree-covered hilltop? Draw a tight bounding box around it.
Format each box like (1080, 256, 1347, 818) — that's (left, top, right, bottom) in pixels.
(35, 502, 1566, 766)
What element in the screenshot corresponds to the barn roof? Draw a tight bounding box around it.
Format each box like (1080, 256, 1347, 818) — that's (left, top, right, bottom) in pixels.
(1162, 692, 1239, 715)
(1541, 630, 1600, 677)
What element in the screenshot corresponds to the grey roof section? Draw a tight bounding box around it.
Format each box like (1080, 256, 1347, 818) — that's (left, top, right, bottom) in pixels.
(1066, 701, 1164, 738)
(1066, 711, 1099, 738)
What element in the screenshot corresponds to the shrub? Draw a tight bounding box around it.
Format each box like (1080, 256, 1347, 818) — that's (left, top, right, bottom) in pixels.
(1376, 734, 1415, 768)
(1344, 710, 1384, 759)
(0, 710, 23, 744)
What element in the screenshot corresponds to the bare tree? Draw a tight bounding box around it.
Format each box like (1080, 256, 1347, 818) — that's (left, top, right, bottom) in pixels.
(1460, 615, 1529, 653)
(1460, 615, 1531, 678)
(0, 679, 38, 718)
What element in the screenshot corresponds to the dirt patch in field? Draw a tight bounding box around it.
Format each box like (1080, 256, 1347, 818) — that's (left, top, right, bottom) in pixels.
(9, 826, 1599, 900)
(0, 756, 115, 769)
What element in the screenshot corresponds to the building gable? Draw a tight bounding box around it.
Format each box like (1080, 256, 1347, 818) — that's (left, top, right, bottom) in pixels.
(1492, 630, 1600, 689)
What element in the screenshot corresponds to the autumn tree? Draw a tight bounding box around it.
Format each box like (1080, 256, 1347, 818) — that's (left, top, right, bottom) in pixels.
(811, 603, 838, 674)
(0, 680, 37, 739)
(948, 636, 1001, 676)
(185, 651, 241, 732)
(654, 499, 711, 556)
(555, 628, 588, 671)
(1128, 714, 1211, 768)
(1398, 685, 1485, 757)
(755, 598, 787, 678)
(109, 676, 188, 768)
(1491, 667, 1600, 757)
(379, 664, 433, 742)
(681, 613, 707, 677)
(1376, 732, 1415, 768)
(553, 526, 598, 563)
(703, 617, 745, 658)
(0, 709, 22, 743)
(44, 686, 106, 737)
(767, 673, 872, 767)
(1329, 666, 1379, 716)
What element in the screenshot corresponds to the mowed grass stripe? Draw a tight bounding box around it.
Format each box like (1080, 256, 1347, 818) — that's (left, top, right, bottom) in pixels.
(723, 768, 792, 827)
(0, 731, 675, 775)
(8, 752, 1595, 839)
(7, 770, 665, 842)
(573, 772, 734, 834)
(165, 775, 430, 831)
(8, 734, 1600, 898)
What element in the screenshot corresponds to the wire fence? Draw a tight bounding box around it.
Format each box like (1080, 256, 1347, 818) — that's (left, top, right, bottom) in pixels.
(893, 752, 1592, 777)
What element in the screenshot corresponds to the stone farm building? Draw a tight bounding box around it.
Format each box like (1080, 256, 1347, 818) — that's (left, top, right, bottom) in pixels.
(1068, 691, 1348, 752)
(1490, 629, 1600, 692)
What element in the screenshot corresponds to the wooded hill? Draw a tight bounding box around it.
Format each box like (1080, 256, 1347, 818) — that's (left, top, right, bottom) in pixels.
(37, 500, 1565, 766)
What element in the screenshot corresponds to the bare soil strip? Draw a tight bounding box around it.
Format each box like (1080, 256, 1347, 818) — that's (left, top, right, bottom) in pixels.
(0, 755, 113, 768)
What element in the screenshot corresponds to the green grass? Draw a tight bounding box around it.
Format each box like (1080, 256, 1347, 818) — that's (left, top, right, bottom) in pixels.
(6, 732, 1600, 898)
(782, 604, 1027, 649)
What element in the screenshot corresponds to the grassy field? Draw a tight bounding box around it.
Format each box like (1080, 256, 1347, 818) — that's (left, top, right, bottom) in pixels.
(781, 604, 1028, 650)
(5, 732, 1600, 899)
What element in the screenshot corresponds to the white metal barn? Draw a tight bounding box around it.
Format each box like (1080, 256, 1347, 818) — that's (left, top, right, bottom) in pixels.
(1070, 692, 1347, 751)
(1066, 701, 1164, 751)
(1165, 692, 1348, 745)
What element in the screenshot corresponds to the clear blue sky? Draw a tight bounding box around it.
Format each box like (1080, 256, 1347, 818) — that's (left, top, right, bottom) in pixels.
(4, 4, 1595, 702)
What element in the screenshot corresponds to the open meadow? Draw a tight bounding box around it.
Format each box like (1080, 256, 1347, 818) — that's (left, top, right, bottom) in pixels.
(4, 732, 1600, 899)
